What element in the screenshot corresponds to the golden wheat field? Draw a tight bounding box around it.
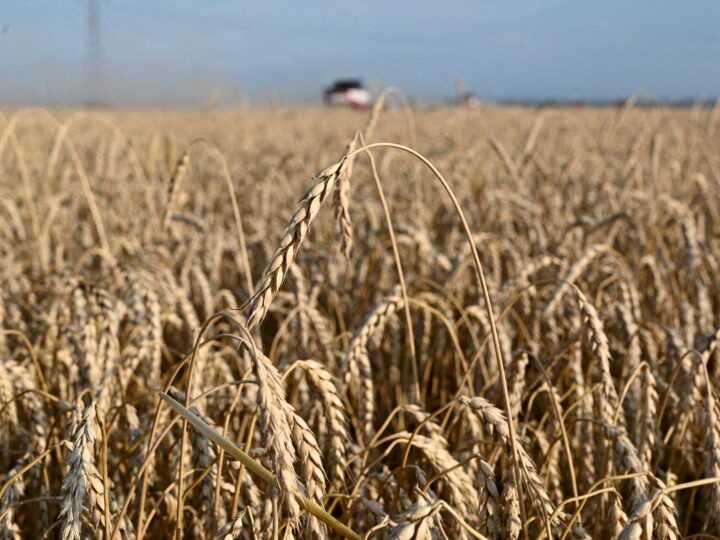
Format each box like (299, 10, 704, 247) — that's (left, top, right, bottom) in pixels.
(1, 98, 720, 540)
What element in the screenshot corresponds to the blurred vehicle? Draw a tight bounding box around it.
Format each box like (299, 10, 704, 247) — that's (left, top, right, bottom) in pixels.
(324, 79, 370, 109)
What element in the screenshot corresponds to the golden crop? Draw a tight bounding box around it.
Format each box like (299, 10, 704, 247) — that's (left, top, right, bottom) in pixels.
(0, 99, 719, 539)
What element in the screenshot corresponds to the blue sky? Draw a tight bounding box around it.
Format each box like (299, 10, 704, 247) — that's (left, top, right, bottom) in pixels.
(0, 1, 718, 107)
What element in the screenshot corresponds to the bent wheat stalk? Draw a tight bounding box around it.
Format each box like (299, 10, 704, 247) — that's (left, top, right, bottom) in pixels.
(245, 155, 349, 329)
(159, 393, 361, 540)
(344, 141, 528, 533)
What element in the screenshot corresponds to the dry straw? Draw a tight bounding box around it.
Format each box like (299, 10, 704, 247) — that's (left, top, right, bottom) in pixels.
(1, 100, 718, 539)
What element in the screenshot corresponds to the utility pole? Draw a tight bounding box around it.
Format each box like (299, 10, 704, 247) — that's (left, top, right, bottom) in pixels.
(87, 0, 101, 106)
(455, 78, 465, 105)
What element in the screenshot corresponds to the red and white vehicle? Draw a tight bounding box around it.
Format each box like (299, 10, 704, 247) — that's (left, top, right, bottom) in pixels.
(324, 80, 370, 109)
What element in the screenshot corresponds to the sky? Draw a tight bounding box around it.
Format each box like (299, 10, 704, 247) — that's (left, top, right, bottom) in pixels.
(0, 0, 718, 107)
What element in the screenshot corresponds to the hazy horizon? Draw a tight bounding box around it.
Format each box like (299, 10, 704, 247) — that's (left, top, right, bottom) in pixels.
(1, 1, 718, 108)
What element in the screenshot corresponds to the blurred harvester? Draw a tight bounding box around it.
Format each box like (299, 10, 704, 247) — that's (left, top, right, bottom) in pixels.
(323, 79, 370, 109)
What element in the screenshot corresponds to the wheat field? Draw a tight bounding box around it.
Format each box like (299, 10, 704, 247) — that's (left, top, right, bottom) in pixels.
(1, 98, 719, 539)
